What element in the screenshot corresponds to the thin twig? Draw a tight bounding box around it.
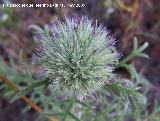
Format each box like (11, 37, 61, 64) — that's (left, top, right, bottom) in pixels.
(0, 75, 58, 121)
(131, 0, 139, 18)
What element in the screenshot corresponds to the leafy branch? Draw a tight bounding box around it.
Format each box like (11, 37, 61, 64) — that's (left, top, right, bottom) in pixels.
(0, 76, 58, 121)
(117, 37, 149, 68)
(105, 81, 146, 110)
(116, 37, 149, 81)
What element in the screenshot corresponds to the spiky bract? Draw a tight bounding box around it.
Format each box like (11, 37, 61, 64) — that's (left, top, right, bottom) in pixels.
(32, 16, 120, 98)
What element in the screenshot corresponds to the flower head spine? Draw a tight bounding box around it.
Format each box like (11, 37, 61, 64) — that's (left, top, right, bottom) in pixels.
(32, 16, 121, 99)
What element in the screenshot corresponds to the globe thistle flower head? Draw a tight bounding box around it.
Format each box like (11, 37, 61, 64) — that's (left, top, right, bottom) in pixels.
(32, 16, 120, 99)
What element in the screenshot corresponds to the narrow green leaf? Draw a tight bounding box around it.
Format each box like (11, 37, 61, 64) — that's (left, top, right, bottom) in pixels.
(133, 37, 138, 51)
(137, 53, 150, 59)
(138, 42, 149, 53)
(10, 80, 46, 102)
(68, 112, 81, 121)
(28, 24, 44, 33)
(8, 55, 16, 71)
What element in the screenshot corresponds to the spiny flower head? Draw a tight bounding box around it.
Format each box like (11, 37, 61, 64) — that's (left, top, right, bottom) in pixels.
(32, 16, 120, 99)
